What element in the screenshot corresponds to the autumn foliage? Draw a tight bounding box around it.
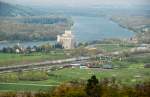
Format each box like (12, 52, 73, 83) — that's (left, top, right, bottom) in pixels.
(0, 75, 150, 97)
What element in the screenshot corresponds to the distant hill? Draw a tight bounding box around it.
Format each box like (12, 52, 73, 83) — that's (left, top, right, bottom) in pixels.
(0, 1, 73, 41)
(0, 1, 38, 16)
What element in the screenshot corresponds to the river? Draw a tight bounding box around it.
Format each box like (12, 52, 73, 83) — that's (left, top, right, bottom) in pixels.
(0, 15, 134, 49)
(72, 15, 134, 42)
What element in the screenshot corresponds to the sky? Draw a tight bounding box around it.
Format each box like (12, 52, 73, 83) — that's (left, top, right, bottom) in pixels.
(1, 0, 150, 7)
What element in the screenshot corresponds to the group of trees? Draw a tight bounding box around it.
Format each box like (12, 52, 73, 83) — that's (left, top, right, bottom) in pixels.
(70, 47, 100, 57)
(0, 22, 65, 41)
(51, 76, 150, 97)
(111, 15, 150, 44)
(0, 75, 150, 97)
(77, 39, 122, 47)
(0, 16, 73, 41)
(0, 43, 63, 53)
(18, 71, 49, 81)
(0, 71, 49, 82)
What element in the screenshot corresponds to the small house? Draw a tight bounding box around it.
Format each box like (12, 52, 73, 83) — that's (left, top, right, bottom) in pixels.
(144, 64, 150, 68)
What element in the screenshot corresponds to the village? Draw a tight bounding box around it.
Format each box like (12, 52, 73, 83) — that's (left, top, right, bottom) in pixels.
(0, 30, 150, 70)
(0, 29, 150, 92)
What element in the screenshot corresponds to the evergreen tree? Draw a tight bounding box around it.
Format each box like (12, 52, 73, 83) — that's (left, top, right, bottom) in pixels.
(85, 75, 101, 97)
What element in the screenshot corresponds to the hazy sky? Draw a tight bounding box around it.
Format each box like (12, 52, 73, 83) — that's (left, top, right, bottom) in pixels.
(1, 0, 150, 7)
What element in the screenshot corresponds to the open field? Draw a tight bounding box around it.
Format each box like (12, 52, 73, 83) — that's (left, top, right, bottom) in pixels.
(0, 44, 149, 92)
(0, 83, 52, 92)
(0, 43, 138, 67)
(51, 67, 150, 84)
(125, 53, 150, 63)
(94, 44, 134, 52)
(0, 65, 149, 91)
(0, 50, 67, 67)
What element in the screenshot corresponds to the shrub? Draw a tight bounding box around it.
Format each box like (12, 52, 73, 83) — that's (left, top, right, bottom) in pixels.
(0, 73, 18, 82)
(19, 71, 49, 81)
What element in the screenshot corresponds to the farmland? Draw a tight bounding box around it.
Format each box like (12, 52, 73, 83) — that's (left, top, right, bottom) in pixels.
(0, 51, 67, 67)
(0, 44, 149, 92)
(0, 65, 149, 91)
(94, 44, 134, 52)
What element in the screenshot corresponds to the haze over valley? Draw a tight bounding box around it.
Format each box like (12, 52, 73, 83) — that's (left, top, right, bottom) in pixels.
(0, 0, 150, 96)
(0, 0, 149, 44)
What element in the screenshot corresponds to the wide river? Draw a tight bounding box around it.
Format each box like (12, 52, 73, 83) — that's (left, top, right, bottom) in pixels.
(0, 15, 134, 49)
(72, 15, 134, 42)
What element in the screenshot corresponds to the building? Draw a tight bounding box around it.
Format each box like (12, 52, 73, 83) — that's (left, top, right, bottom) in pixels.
(102, 64, 113, 69)
(14, 42, 25, 53)
(144, 64, 150, 68)
(129, 36, 138, 44)
(57, 30, 75, 49)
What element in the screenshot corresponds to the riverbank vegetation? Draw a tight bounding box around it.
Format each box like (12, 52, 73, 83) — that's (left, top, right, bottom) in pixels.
(111, 15, 150, 43)
(0, 16, 73, 41)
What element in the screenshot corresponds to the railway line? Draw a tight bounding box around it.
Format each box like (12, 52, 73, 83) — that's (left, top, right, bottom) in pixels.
(0, 56, 90, 73)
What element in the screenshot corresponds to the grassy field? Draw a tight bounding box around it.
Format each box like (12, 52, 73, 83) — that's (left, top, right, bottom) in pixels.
(94, 44, 134, 52)
(51, 67, 150, 84)
(0, 44, 135, 67)
(0, 83, 52, 92)
(0, 50, 67, 67)
(0, 65, 149, 91)
(0, 45, 149, 92)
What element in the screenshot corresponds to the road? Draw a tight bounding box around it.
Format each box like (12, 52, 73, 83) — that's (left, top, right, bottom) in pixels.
(0, 56, 90, 73)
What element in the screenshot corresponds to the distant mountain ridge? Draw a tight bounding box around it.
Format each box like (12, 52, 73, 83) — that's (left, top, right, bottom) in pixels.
(0, 1, 39, 16)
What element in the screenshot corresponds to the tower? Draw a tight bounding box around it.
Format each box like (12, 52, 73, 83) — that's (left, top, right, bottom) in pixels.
(57, 30, 75, 49)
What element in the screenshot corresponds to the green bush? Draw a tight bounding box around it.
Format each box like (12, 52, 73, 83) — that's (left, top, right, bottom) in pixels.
(0, 73, 18, 82)
(19, 71, 49, 81)
(0, 70, 49, 82)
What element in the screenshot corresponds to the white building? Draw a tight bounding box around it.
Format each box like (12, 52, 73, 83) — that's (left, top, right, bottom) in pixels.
(57, 30, 75, 49)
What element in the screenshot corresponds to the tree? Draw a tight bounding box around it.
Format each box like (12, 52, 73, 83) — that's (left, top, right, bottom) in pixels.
(85, 75, 101, 97)
(52, 83, 86, 97)
(26, 46, 32, 53)
(54, 43, 63, 49)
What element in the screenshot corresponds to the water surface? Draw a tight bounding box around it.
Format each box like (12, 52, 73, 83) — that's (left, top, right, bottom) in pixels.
(0, 15, 134, 48)
(72, 15, 134, 42)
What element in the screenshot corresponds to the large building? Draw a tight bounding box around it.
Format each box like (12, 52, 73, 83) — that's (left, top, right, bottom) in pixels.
(57, 30, 75, 49)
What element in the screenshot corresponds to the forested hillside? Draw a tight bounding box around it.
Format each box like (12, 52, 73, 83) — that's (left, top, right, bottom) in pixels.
(0, 1, 37, 16)
(0, 1, 73, 41)
(0, 16, 73, 41)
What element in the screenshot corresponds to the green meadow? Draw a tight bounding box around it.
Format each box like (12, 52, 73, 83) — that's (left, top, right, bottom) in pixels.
(0, 66, 149, 91)
(95, 44, 134, 52)
(0, 44, 149, 92)
(0, 51, 67, 67)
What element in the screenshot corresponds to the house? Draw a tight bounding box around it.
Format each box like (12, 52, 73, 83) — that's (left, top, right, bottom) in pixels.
(80, 66, 89, 69)
(144, 64, 150, 68)
(129, 36, 138, 44)
(15, 48, 20, 53)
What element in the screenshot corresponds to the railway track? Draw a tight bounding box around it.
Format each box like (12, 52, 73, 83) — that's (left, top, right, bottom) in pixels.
(0, 56, 90, 73)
